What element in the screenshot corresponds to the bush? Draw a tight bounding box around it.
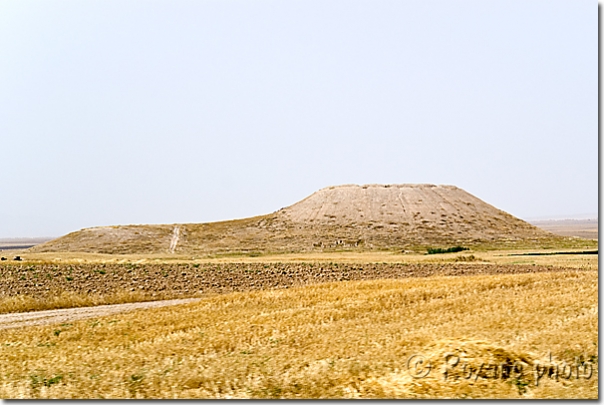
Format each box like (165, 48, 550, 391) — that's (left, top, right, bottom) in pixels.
(426, 246, 469, 255)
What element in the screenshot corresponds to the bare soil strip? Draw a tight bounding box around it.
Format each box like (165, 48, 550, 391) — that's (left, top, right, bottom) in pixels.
(0, 262, 582, 301)
(0, 298, 200, 330)
(1, 262, 589, 323)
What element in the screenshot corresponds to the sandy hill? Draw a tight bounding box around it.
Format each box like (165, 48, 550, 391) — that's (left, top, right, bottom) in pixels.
(32, 184, 571, 255)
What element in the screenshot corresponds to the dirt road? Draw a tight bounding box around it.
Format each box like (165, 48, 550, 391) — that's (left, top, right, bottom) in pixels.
(0, 262, 586, 330)
(0, 298, 200, 330)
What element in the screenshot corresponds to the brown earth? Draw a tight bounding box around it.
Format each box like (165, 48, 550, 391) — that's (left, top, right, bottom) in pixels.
(0, 262, 581, 308)
(31, 184, 563, 255)
(0, 270, 597, 399)
(0, 298, 200, 330)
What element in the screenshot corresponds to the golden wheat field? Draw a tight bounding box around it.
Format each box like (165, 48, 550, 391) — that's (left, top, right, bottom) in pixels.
(0, 250, 596, 314)
(0, 267, 597, 399)
(1, 0, 597, 398)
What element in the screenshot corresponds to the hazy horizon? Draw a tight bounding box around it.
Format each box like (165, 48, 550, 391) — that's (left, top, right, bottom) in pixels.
(1, 0, 597, 238)
(1, 204, 598, 240)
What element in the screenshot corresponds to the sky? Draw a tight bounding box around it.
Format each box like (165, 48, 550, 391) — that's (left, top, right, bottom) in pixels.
(0, 0, 598, 238)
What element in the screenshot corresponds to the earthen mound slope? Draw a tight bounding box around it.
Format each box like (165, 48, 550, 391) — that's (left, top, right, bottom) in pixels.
(32, 184, 561, 254)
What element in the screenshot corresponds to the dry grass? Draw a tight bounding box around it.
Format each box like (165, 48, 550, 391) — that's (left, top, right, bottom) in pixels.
(12, 244, 598, 268)
(30, 186, 593, 257)
(0, 261, 588, 314)
(0, 290, 169, 315)
(29, 230, 595, 257)
(0, 270, 597, 399)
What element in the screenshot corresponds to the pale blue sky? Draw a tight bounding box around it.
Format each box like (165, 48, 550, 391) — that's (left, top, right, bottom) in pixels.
(0, 0, 598, 238)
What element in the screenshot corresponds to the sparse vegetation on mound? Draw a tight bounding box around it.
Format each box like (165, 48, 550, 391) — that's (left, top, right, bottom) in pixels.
(30, 184, 580, 255)
(10, 184, 597, 399)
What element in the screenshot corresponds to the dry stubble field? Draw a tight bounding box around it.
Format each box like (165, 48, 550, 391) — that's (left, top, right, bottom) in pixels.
(0, 250, 598, 399)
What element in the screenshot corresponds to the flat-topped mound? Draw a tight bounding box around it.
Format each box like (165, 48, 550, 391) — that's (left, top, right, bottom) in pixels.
(280, 184, 531, 230)
(32, 184, 578, 255)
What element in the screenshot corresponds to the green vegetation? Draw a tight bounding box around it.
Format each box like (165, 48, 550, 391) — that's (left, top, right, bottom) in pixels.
(426, 246, 469, 255)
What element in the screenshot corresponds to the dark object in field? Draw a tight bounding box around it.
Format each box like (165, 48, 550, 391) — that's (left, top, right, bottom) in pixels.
(426, 246, 469, 254)
(508, 250, 598, 256)
(12, 256, 22, 261)
(0, 257, 6, 261)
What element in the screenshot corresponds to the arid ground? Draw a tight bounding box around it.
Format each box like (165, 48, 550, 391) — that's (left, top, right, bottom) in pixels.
(0, 189, 597, 399)
(0, 246, 597, 399)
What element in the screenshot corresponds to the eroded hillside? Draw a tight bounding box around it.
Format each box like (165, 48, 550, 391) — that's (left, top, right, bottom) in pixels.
(31, 184, 572, 254)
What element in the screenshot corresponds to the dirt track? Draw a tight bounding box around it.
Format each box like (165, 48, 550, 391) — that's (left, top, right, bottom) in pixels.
(0, 298, 200, 330)
(0, 262, 587, 330)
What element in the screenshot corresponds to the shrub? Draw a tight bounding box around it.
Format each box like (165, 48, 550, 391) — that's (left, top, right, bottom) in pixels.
(426, 246, 469, 255)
